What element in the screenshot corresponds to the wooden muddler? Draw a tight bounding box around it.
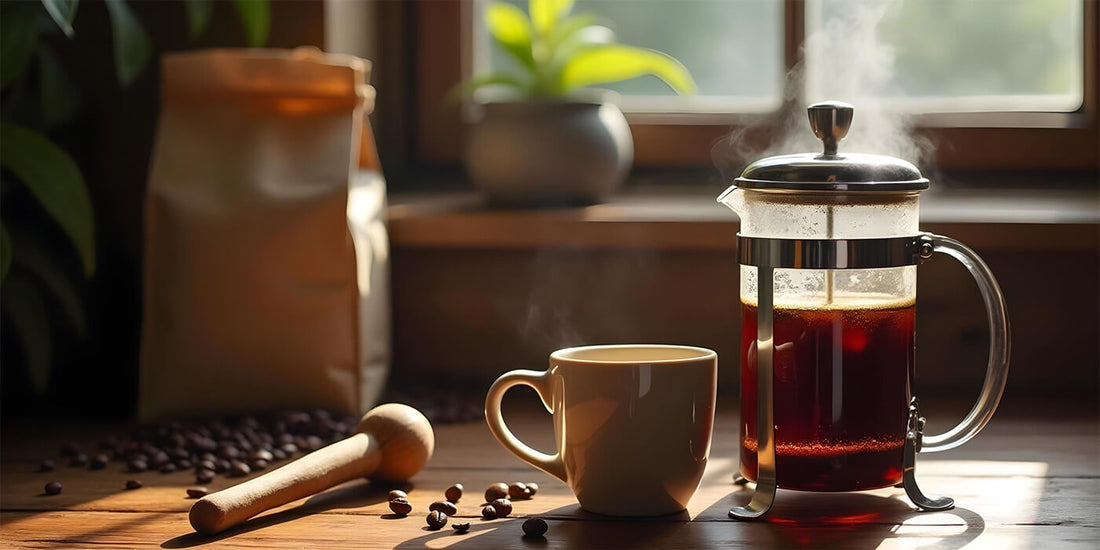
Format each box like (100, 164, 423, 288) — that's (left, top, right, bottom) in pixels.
(189, 403, 434, 535)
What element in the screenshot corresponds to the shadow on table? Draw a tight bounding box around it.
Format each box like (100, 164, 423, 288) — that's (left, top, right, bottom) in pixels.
(390, 485, 984, 550)
(159, 478, 403, 548)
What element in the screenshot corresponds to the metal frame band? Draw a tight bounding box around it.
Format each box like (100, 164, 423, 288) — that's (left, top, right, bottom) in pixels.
(737, 234, 934, 269)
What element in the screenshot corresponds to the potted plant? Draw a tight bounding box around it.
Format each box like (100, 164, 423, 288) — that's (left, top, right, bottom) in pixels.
(460, 0, 695, 205)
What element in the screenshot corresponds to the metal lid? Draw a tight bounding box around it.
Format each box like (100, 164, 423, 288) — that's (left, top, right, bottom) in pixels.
(735, 101, 929, 192)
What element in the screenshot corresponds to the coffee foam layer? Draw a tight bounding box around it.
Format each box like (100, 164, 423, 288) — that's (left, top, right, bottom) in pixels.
(740, 291, 915, 311)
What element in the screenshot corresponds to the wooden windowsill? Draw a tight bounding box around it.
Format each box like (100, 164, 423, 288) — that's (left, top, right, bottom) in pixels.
(387, 187, 1099, 252)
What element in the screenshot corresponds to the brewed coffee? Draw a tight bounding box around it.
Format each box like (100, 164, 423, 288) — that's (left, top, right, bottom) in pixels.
(740, 295, 914, 491)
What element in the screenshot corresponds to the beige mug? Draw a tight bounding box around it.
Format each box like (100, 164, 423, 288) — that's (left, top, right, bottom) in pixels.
(485, 344, 717, 516)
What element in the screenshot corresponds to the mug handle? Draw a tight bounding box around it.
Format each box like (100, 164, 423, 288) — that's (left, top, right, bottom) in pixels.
(484, 369, 567, 482)
(919, 233, 1011, 453)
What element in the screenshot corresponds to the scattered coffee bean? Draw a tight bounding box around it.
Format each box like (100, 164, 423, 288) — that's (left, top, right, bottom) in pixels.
(177, 459, 192, 470)
(452, 522, 471, 534)
(280, 443, 298, 455)
(125, 479, 143, 490)
(481, 505, 498, 520)
(429, 500, 457, 516)
(44, 481, 63, 495)
(271, 448, 287, 460)
(196, 470, 215, 484)
(250, 459, 268, 471)
(150, 451, 171, 467)
(187, 487, 208, 499)
(388, 489, 408, 501)
(426, 510, 448, 530)
(196, 460, 216, 473)
(526, 482, 539, 496)
(160, 463, 177, 474)
(218, 445, 240, 460)
(229, 461, 251, 477)
(200, 452, 216, 462)
(69, 453, 89, 468)
(252, 449, 273, 462)
(214, 459, 230, 473)
(39, 459, 55, 472)
(522, 517, 548, 538)
(508, 482, 529, 499)
(485, 482, 508, 502)
(90, 454, 109, 470)
(445, 483, 463, 503)
(127, 459, 148, 473)
(388, 497, 413, 516)
(490, 498, 512, 517)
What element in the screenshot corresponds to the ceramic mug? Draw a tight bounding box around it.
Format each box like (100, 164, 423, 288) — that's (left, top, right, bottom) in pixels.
(485, 344, 717, 516)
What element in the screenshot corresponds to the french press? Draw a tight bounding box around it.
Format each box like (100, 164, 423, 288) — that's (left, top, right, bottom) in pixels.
(719, 101, 1010, 519)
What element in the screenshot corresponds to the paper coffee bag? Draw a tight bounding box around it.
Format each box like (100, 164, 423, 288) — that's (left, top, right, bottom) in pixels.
(139, 48, 389, 419)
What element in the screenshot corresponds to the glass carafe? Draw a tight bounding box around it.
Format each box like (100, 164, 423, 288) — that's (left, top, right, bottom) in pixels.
(719, 102, 1010, 519)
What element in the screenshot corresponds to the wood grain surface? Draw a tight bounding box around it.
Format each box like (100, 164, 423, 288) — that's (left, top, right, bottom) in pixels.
(2, 407, 1097, 549)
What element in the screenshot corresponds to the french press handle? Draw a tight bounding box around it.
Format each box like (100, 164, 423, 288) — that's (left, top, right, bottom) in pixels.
(918, 233, 1011, 453)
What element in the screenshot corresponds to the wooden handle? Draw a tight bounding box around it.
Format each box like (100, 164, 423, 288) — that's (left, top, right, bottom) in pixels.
(189, 433, 382, 534)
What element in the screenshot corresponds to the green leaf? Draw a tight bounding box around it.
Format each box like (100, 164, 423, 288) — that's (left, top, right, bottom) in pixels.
(233, 0, 270, 48)
(104, 0, 152, 86)
(38, 45, 82, 127)
(184, 0, 213, 39)
(530, 0, 572, 35)
(1, 3, 40, 89)
(486, 2, 535, 69)
(1, 224, 12, 282)
(561, 45, 696, 95)
(0, 123, 95, 276)
(9, 228, 86, 337)
(41, 0, 79, 38)
(2, 273, 53, 393)
(448, 72, 527, 102)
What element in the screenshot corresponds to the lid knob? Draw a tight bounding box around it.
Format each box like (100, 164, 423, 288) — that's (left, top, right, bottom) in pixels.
(808, 101, 854, 158)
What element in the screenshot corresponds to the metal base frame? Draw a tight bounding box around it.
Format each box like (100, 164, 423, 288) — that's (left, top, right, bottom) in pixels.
(729, 234, 950, 520)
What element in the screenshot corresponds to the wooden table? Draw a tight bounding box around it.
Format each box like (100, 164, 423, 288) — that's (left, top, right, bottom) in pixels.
(2, 404, 1097, 549)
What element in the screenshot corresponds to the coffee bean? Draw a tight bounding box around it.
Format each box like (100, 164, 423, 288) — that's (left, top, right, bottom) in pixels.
(445, 483, 463, 502)
(303, 435, 323, 451)
(526, 482, 539, 496)
(39, 459, 55, 472)
(280, 443, 298, 455)
(44, 481, 63, 495)
(251, 449, 273, 462)
(271, 448, 287, 461)
(250, 459, 268, 471)
(214, 459, 230, 473)
(522, 517, 548, 538)
(218, 445, 240, 460)
(485, 482, 508, 502)
(388, 497, 413, 516)
(481, 505, 498, 520)
(69, 453, 89, 468)
(429, 500, 457, 516)
(229, 461, 251, 477)
(490, 498, 512, 517)
(186, 487, 208, 498)
(90, 454, 109, 470)
(196, 470, 215, 484)
(160, 463, 177, 474)
(127, 459, 148, 473)
(177, 459, 192, 470)
(452, 522, 471, 534)
(388, 489, 408, 501)
(508, 482, 529, 499)
(169, 448, 189, 461)
(100, 436, 120, 450)
(125, 479, 143, 490)
(151, 451, 171, 467)
(426, 510, 448, 530)
(60, 443, 81, 456)
(200, 452, 216, 462)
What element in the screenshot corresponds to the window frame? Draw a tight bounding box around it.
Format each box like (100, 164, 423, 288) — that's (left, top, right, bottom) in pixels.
(410, 0, 1098, 171)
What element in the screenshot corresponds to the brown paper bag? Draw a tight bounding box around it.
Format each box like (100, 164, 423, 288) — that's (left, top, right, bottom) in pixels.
(139, 48, 389, 420)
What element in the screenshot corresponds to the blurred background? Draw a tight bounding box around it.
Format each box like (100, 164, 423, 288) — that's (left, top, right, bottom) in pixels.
(1, 0, 1096, 419)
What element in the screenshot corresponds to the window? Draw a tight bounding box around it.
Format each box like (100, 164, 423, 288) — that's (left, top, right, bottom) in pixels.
(412, 0, 1097, 171)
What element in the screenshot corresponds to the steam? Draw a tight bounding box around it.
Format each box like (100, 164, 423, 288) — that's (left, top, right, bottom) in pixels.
(714, 0, 934, 177)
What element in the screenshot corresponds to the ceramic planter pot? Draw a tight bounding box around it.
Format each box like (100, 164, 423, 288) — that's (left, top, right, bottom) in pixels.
(465, 98, 633, 205)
